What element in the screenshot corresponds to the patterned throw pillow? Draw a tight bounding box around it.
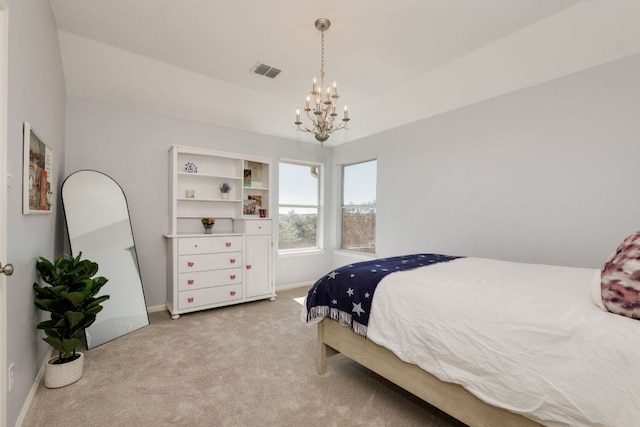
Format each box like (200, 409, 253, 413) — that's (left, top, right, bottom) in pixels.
(601, 231, 640, 319)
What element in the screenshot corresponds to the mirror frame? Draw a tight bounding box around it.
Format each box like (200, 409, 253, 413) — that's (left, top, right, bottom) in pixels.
(61, 169, 149, 349)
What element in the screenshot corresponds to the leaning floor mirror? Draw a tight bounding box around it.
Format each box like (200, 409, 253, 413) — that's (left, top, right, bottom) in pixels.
(62, 170, 149, 349)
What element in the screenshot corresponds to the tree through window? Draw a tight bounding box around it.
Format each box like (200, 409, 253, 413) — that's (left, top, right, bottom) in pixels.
(278, 160, 321, 251)
(341, 160, 376, 254)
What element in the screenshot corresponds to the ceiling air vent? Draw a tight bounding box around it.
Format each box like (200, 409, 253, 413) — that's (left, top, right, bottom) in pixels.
(254, 63, 281, 79)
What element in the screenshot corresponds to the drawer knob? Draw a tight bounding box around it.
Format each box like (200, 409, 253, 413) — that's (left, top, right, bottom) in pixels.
(226, 242, 232, 247)
(187, 297, 194, 303)
(230, 275, 236, 280)
(230, 291, 236, 296)
(187, 261, 194, 267)
(187, 279, 194, 285)
(230, 258, 236, 264)
(246, 264, 252, 270)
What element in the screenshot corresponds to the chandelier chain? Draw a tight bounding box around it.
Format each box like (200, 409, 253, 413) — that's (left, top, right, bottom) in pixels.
(320, 29, 325, 84)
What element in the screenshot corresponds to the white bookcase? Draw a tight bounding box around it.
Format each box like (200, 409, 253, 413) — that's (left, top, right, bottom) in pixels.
(165, 145, 275, 319)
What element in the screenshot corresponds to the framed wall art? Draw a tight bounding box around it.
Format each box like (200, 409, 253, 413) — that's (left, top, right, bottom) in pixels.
(23, 122, 53, 214)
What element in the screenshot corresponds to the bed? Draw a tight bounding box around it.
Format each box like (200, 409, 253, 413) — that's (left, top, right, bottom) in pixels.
(303, 245, 640, 427)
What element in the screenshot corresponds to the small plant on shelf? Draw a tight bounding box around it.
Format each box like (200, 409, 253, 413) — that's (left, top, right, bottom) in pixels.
(201, 217, 215, 234)
(218, 182, 232, 193)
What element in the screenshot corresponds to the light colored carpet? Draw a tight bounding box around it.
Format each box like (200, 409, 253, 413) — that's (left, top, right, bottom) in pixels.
(22, 287, 465, 427)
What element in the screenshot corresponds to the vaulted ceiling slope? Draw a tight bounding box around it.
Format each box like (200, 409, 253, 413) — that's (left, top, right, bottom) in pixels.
(49, 0, 640, 146)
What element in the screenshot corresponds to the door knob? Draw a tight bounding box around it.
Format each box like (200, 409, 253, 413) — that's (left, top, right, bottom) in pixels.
(0, 262, 14, 276)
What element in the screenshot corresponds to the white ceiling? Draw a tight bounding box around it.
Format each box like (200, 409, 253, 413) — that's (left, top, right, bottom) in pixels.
(48, 0, 640, 146)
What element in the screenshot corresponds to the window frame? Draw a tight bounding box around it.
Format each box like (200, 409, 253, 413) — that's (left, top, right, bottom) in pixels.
(277, 159, 323, 253)
(339, 159, 377, 255)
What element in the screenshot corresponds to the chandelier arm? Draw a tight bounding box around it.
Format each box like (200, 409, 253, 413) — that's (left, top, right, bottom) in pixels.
(304, 109, 318, 122)
(330, 120, 349, 132)
(334, 121, 348, 131)
(296, 125, 315, 133)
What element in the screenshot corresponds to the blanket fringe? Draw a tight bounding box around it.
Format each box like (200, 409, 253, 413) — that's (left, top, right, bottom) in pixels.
(352, 321, 368, 337)
(307, 305, 368, 337)
(307, 305, 330, 321)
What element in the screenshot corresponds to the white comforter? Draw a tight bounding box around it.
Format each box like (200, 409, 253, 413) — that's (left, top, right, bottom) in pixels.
(365, 257, 640, 427)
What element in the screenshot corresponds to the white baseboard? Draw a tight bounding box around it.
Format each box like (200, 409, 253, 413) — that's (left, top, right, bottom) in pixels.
(15, 347, 53, 427)
(146, 304, 167, 313)
(275, 281, 314, 291)
(144, 285, 312, 315)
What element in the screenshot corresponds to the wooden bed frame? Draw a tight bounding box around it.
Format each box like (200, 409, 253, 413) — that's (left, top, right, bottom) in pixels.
(317, 318, 541, 427)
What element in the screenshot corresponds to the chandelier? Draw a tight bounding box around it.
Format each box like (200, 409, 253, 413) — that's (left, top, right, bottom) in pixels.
(294, 18, 350, 144)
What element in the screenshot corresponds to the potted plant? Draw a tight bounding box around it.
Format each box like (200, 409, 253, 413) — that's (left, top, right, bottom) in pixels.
(219, 182, 232, 199)
(33, 252, 109, 388)
(201, 217, 215, 234)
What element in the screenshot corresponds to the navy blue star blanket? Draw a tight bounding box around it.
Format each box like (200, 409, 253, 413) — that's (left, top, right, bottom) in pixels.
(306, 253, 463, 337)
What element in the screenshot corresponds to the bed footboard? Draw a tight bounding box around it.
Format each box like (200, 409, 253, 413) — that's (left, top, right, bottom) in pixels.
(317, 318, 541, 427)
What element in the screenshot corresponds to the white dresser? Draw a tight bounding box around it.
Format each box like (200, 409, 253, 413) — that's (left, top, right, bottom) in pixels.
(165, 145, 275, 319)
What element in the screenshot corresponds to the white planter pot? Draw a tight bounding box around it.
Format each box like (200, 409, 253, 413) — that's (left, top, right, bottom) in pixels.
(220, 192, 229, 199)
(44, 352, 84, 388)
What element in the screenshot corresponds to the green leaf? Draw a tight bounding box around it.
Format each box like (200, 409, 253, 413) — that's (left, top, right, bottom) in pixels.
(43, 336, 65, 355)
(87, 295, 110, 308)
(83, 306, 103, 318)
(60, 337, 80, 357)
(64, 311, 85, 329)
(62, 291, 88, 307)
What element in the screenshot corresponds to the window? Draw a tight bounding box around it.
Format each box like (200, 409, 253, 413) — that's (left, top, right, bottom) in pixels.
(278, 160, 321, 251)
(341, 160, 377, 254)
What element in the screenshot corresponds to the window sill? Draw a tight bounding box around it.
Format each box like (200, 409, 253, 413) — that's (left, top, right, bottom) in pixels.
(277, 249, 326, 258)
(333, 250, 377, 261)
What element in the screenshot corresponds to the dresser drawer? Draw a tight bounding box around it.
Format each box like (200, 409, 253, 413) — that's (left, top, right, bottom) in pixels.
(178, 236, 242, 255)
(178, 252, 242, 273)
(178, 268, 242, 291)
(244, 220, 272, 235)
(178, 284, 242, 309)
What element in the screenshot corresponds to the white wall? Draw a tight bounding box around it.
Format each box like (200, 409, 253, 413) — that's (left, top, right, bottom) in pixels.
(5, 1, 66, 426)
(64, 97, 333, 306)
(332, 53, 640, 269)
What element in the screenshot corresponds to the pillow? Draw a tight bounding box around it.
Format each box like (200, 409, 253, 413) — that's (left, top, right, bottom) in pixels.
(601, 231, 640, 319)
